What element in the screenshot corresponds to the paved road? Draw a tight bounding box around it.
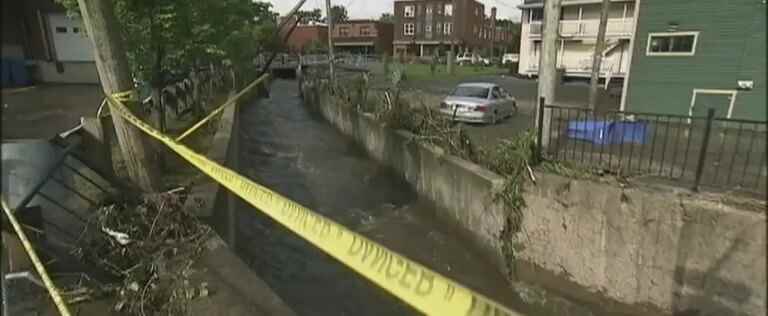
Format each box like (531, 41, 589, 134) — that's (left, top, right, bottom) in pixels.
(378, 73, 622, 150)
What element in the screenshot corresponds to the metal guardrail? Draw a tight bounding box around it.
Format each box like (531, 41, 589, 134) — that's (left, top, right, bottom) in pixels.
(538, 102, 767, 196)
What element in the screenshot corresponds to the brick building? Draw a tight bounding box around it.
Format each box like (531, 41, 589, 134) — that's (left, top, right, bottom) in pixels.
(332, 20, 394, 55)
(392, 0, 510, 58)
(284, 22, 329, 54)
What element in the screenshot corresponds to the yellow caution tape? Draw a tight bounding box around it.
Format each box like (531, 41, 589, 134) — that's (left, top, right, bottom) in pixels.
(1, 198, 73, 316)
(107, 82, 521, 316)
(176, 73, 271, 142)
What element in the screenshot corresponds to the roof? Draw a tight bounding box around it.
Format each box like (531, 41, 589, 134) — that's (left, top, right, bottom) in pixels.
(337, 19, 390, 25)
(518, 0, 634, 9)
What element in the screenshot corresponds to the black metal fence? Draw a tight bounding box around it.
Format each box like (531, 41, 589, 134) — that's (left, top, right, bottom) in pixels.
(537, 101, 767, 197)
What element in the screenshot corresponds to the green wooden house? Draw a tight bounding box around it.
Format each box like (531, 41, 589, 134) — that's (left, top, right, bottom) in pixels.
(622, 0, 766, 120)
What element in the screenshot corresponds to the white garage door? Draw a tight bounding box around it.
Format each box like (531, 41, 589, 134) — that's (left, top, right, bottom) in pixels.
(48, 13, 95, 62)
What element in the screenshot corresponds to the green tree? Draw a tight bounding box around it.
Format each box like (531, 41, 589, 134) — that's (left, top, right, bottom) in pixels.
(496, 19, 521, 53)
(297, 8, 322, 23)
(325, 5, 348, 24)
(379, 13, 394, 23)
(56, 0, 278, 84)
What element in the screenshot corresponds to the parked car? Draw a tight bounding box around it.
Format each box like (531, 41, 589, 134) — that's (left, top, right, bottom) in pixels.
(455, 53, 491, 66)
(439, 83, 517, 124)
(502, 53, 520, 65)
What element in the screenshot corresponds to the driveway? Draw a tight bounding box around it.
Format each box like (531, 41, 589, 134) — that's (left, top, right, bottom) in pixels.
(2, 84, 104, 139)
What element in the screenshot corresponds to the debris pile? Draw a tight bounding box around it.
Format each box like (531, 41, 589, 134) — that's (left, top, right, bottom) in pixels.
(73, 192, 211, 315)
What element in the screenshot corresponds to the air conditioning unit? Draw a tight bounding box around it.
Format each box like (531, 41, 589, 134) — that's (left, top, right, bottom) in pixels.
(737, 80, 754, 90)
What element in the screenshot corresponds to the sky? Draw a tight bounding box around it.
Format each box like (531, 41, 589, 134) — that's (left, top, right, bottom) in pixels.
(265, 0, 523, 21)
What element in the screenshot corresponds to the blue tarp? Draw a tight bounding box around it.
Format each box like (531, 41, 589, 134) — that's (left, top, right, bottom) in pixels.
(567, 120, 649, 145)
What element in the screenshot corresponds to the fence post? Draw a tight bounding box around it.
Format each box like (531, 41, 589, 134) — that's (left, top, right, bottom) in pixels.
(693, 108, 716, 192)
(537, 97, 546, 162)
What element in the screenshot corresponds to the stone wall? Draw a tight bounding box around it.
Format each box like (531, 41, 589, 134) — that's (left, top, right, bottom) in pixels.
(303, 81, 766, 316)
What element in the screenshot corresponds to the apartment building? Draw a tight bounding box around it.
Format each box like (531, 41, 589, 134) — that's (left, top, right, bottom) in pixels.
(517, 0, 636, 79)
(623, 0, 765, 119)
(332, 20, 394, 55)
(393, 0, 506, 57)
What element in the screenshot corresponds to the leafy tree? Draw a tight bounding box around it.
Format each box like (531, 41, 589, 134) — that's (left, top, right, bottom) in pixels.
(305, 39, 328, 54)
(379, 13, 394, 23)
(325, 5, 348, 24)
(56, 0, 279, 85)
(297, 8, 322, 23)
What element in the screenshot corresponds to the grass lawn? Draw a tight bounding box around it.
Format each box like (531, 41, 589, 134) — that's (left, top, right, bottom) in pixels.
(390, 63, 509, 81)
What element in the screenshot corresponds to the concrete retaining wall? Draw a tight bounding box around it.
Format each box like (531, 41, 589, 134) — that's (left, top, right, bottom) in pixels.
(183, 80, 295, 315)
(303, 82, 766, 316)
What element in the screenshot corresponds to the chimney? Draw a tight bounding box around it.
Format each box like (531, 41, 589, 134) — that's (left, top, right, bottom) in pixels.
(491, 7, 497, 21)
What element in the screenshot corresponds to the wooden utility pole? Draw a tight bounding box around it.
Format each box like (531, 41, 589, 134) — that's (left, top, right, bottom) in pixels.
(588, 0, 611, 110)
(77, 0, 159, 192)
(447, 0, 456, 74)
(326, 0, 336, 86)
(537, 0, 563, 147)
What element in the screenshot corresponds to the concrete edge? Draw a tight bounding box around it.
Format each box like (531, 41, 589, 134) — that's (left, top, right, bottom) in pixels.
(184, 91, 238, 217)
(182, 87, 296, 315)
(358, 111, 508, 188)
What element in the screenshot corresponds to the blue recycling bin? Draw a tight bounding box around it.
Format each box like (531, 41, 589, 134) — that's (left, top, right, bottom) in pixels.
(1, 59, 12, 86)
(567, 120, 648, 145)
(1, 58, 30, 87)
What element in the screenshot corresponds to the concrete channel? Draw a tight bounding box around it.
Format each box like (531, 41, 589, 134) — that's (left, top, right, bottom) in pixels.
(298, 75, 766, 316)
(206, 79, 671, 316)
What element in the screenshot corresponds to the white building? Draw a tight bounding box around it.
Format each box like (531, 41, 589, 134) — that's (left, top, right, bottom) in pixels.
(517, 0, 637, 80)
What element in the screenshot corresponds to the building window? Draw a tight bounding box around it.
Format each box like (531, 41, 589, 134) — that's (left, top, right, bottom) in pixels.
(426, 5, 433, 15)
(404, 5, 415, 17)
(444, 22, 453, 35)
(360, 26, 371, 36)
(444, 4, 453, 16)
(425, 24, 432, 33)
(339, 26, 350, 37)
(55, 27, 67, 33)
(476, 7, 480, 16)
(404, 23, 415, 36)
(529, 9, 544, 22)
(646, 32, 699, 56)
(72, 27, 80, 34)
(436, 23, 443, 34)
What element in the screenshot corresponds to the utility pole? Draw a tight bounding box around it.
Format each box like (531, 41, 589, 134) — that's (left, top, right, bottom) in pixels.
(326, 0, 336, 86)
(447, 0, 456, 74)
(77, 0, 159, 192)
(537, 0, 563, 147)
(588, 0, 611, 110)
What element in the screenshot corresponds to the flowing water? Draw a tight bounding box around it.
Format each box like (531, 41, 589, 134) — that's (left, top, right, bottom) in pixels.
(216, 79, 621, 316)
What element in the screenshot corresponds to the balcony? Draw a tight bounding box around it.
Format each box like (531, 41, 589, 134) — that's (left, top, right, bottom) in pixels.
(529, 18, 634, 38)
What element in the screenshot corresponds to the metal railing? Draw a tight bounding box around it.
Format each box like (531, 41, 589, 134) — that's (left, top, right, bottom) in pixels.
(538, 102, 767, 197)
(529, 19, 634, 37)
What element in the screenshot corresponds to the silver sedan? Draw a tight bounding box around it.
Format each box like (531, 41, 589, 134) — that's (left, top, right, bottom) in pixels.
(439, 83, 517, 124)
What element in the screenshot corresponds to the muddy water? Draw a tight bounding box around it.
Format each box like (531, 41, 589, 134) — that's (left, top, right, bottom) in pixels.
(221, 79, 611, 316)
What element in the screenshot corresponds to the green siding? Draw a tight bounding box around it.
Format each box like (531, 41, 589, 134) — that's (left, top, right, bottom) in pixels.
(626, 0, 766, 120)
